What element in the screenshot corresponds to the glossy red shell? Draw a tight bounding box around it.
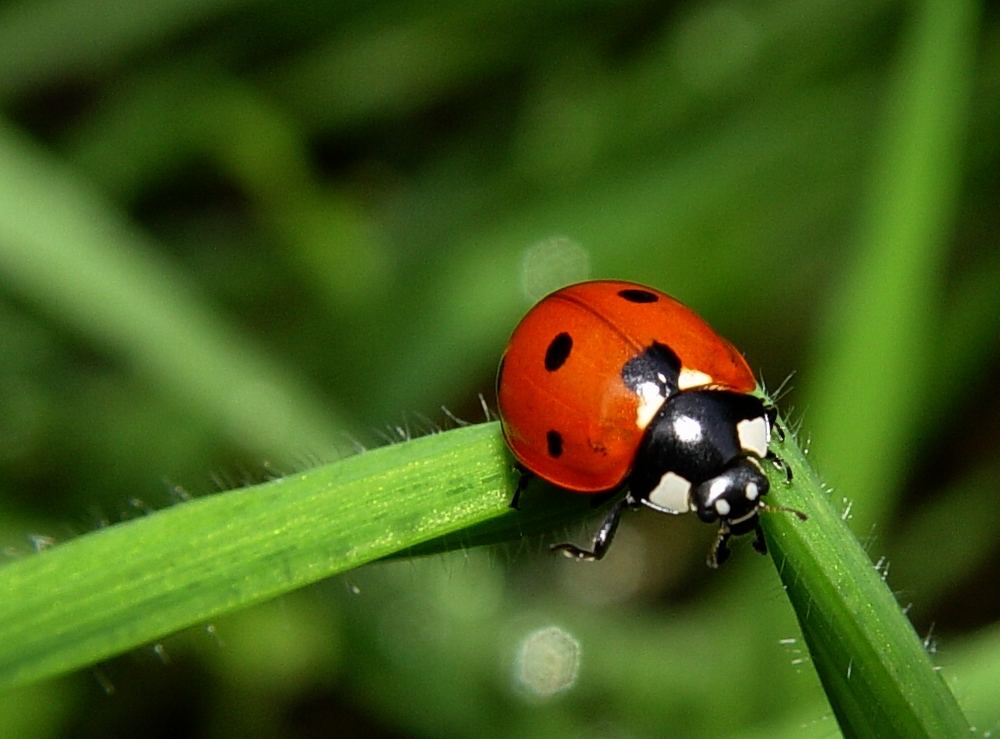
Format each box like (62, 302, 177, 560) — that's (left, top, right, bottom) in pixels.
(497, 280, 755, 492)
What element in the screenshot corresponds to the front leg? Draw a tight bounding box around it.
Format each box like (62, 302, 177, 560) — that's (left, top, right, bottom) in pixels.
(550, 496, 629, 561)
(751, 519, 768, 555)
(707, 523, 733, 569)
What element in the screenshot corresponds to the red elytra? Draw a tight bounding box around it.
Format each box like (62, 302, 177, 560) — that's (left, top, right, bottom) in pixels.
(497, 280, 755, 493)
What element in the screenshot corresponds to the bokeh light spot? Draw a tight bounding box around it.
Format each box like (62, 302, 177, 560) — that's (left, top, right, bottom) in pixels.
(513, 625, 581, 700)
(519, 236, 590, 301)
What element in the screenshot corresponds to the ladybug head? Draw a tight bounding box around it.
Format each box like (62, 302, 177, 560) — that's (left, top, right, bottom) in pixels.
(691, 457, 769, 527)
(691, 458, 770, 568)
(693, 458, 807, 568)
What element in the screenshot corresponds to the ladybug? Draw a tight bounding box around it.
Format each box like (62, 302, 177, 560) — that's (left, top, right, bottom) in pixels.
(497, 280, 803, 567)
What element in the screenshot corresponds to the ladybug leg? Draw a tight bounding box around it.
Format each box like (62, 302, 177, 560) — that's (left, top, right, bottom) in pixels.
(708, 520, 767, 568)
(710, 513, 786, 567)
(766, 450, 793, 482)
(707, 523, 733, 569)
(764, 404, 791, 441)
(763, 406, 792, 481)
(767, 409, 785, 442)
(509, 465, 534, 510)
(550, 497, 628, 562)
(751, 520, 768, 556)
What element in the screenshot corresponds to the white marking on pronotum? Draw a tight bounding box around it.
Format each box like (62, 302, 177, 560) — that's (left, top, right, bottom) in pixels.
(736, 416, 770, 457)
(714, 499, 731, 516)
(635, 381, 667, 429)
(647, 472, 692, 513)
(745, 481, 759, 501)
(672, 415, 702, 443)
(678, 368, 712, 390)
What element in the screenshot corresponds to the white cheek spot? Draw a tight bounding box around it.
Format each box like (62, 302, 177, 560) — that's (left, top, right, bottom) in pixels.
(678, 368, 713, 390)
(635, 381, 667, 429)
(737, 416, 770, 458)
(745, 481, 759, 501)
(672, 415, 703, 443)
(714, 498, 731, 516)
(647, 472, 693, 513)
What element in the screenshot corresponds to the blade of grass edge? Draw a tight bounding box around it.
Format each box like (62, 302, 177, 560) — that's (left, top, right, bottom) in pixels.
(761, 421, 971, 737)
(0, 413, 975, 737)
(0, 424, 518, 690)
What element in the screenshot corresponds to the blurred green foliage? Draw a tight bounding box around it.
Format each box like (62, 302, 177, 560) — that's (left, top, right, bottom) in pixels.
(0, 0, 998, 737)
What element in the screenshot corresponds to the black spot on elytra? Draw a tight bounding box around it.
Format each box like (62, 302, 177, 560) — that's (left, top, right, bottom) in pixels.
(546, 430, 564, 458)
(621, 341, 681, 397)
(544, 332, 573, 371)
(618, 288, 659, 303)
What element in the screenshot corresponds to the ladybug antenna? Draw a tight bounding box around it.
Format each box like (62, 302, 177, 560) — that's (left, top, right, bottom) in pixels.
(759, 501, 808, 522)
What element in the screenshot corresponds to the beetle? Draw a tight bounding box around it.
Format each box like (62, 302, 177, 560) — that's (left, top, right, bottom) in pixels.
(497, 280, 803, 567)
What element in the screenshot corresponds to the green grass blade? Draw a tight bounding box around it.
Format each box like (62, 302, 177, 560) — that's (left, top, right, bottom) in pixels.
(0, 120, 349, 458)
(804, 0, 979, 532)
(0, 411, 975, 739)
(0, 424, 516, 689)
(762, 423, 971, 737)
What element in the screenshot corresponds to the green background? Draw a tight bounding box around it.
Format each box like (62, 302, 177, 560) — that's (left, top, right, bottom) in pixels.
(1, 0, 998, 736)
